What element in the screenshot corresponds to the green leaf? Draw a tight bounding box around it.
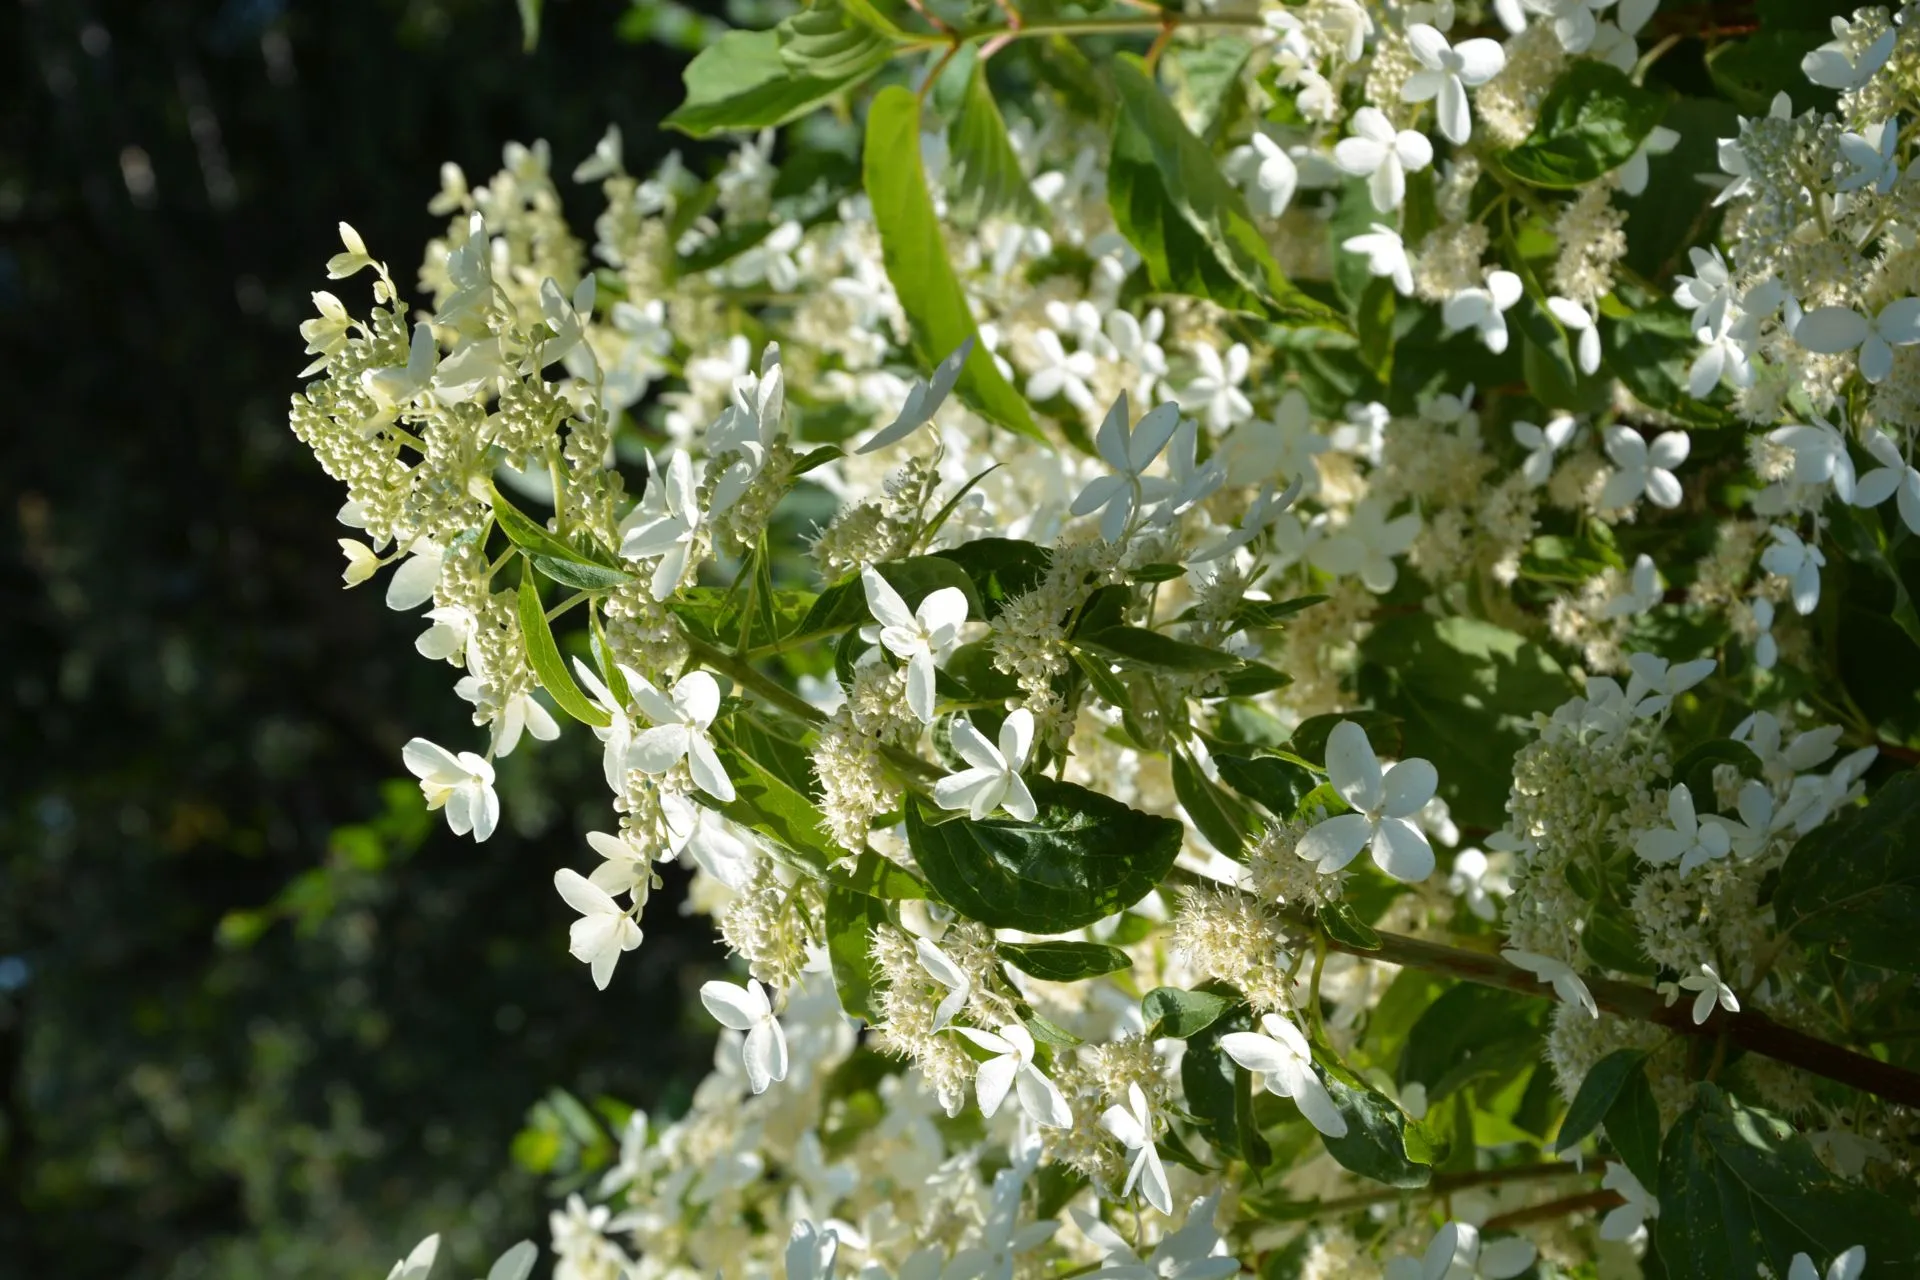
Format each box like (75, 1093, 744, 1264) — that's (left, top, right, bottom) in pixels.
(1214, 752, 1316, 816)
(998, 940, 1133, 982)
(905, 778, 1182, 932)
(492, 487, 624, 574)
(1026, 1014, 1083, 1047)
(1554, 1048, 1646, 1154)
(1132, 562, 1188, 583)
(1605, 301, 1738, 427)
(1172, 748, 1252, 860)
(1775, 772, 1920, 974)
(1358, 614, 1575, 829)
(932, 539, 1050, 621)
(1316, 1066, 1432, 1188)
(664, 28, 889, 139)
(1669, 738, 1763, 808)
(528, 555, 634, 591)
(831, 850, 928, 900)
(947, 63, 1043, 226)
(1656, 1084, 1920, 1279)
(1106, 56, 1342, 328)
(864, 87, 1046, 443)
(705, 719, 838, 871)
(1319, 901, 1381, 952)
(796, 556, 983, 642)
(1707, 30, 1840, 116)
(1075, 625, 1244, 674)
(1219, 661, 1292, 697)
(1399, 983, 1546, 1101)
(1287, 710, 1402, 767)
(1159, 35, 1254, 141)
(1181, 1001, 1257, 1158)
(825, 883, 888, 1021)
(1606, 1060, 1661, 1190)
(777, 0, 894, 79)
(1501, 60, 1669, 188)
(515, 576, 610, 728)
(516, 0, 542, 52)
(1142, 986, 1234, 1039)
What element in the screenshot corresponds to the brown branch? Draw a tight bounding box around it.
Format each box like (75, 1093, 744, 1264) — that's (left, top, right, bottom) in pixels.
(1482, 1189, 1625, 1232)
(1302, 1160, 1598, 1219)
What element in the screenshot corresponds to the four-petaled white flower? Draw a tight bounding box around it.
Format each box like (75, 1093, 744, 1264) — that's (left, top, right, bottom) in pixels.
(1788, 1246, 1867, 1280)
(700, 978, 789, 1093)
(1617, 124, 1681, 196)
(1856, 430, 1920, 533)
(628, 670, 735, 802)
(1634, 783, 1732, 874)
(1177, 343, 1254, 431)
(621, 450, 704, 602)
(1837, 117, 1908, 194)
(1513, 414, 1577, 488)
(1098, 1083, 1172, 1215)
(934, 709, 1039, 821)
(1071, 394, 1182, 542)
(1442, 271, 1524, 353)
(1604, 553, 1661, 619)
(1387, 1221, 1537, 1280)
(1343, 223, 1414, 296)
(1601, 426, 1690, 509)
(950, 1023, 1073, 1128)
(1599, 1162, 1659, 1241)
(1310, 497, 1421, 594)
(1026, 328, 1098, 412)
(1768, 419, 1861, 503)
(1297, 719, 1439, 882)
(1794, 298, 1920, 383)
(403, 738, 500, 841)
(1402, 23, 1507, 144)
(1449, 848, 1505, 921)
(1230, 132, 1299, 217)
(859, 337, 972, 454)
(1219, 1012, 1348, 1137)
(1522, 0, 1612, 54)
(1333, 107, 1433, 212)
(783, 1222, 838, 1280)
(1502, 949, 1598, 1019)
(1665, 962, 1740, 1025)
(1804, 16, 1896, 89)
(915, 936, 971, 1031)
(1674, 246, 1736, 335)
(1546, 295, 1602, 374)
(553, 867, 642, 990)
(1759, 525, 1826, 615)
(1752, 597, 1778, 670)
(861, 565, 969, 724)
(1623, 651, 1717, 718)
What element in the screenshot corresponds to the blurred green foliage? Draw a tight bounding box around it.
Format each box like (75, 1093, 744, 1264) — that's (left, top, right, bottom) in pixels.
(0, 1, 734, 1274)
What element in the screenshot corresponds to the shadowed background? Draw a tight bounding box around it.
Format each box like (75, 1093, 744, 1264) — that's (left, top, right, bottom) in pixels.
(2, 1, 732, 1274)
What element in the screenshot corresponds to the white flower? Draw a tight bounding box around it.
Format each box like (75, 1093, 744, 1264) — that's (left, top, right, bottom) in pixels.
(1071, 394, 1182, 542)
(1190, 477, 1304, 563)
(1604, 553, 1661, 619)
(416, 604, 477, 664)
(1752, 597, 1778, 670)
(1099, 1083, 1172, 1214)
(384, 1234, 440, 1280)
(1343, 223, 1414, 295)
(553, 868, 642, 989)
(1309, 497, 1421, 593)
(950, 1023, 1072, 1127)
(1599, 1162, 1659, 1241)
(1546, 295, 1602, 374)
(628, 669, 735, 802)
(1768, 419, 1860, 503)
(1386, 1221, 1537, 1280)
(861, 565, 969, 723)
(1522, 0, 1611, 54)
(1073, 1192, 1240, 1280)
(1855, 431, 1920, 533)
(1622, 651, 1716, 718)
(946, 1146, 1058, 1279)
(1152, 417, 1229, 522)
(1442, 271, 1523, 353)
(1837, 117, 1907, 194)
(1230, 131, 1299, 217)
(1617, 124, 1680, 195)
(1026, 328, 1098, 412)
(1297, 720, 1438, 882)
(584, 826, 668, 898)
(363, 321, 439, 410)
(339, 539, 380, 586)
(1402, 23, 1506, 144)
(456, 675, 561, 758)
(1449, 848, 1505, 920)
(572, 658, 640, 792)
(386, 539, 445, 611)
(1803, 17, 1896, 89)
(1513, 414, 1577, 488)
(1674, 246, 1736, 336)
(700, 978, 789, 1093)
(1218, 1012, 1347, 1137)
(620, 450, 704, 601)
(1788, 1246, 1867, 1280)
(1689, 312, 1756, 397)
(1104, 308, 1170, 402)
(1217, 389, 1327, 490)
(1502, 949, 1598, 1018)
(1759, 525, 1826, 615)
(915, 937, 971, 1031)
(1601, 426, 1689, 509)
(1667, 962, 1740, 1025)
(1176, 343, 1254, 431)
(784, 1221, 839, 1280)
(1333, 107, 1433, 212)
(858, 337, 972, 453)
(933, 709, 1039, 821)
(403, 738, 499, 841)
(1634, 783, 1732, 873)
(1793, 298, 1920, 383)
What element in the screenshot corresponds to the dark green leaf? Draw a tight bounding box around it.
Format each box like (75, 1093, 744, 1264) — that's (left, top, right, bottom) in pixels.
(932, 538, 1050, 621)
(830, 850, 928, 900)
(1172, 748, 1252, 860)
(1182, 1001, 1256, 1157)
(1605, 301, 1739, 427)
(865, 87, 1046, 442)
(1106, 56, 1342, 328)
(664, 29, 889, 138)
(1287, 710, 1403, 767)
(1214, 753, 1316, 816)
(1776, 772, 1920, 974)
(528, 555, 634, 591)
(1159, 36, 1253, 141)
(1707, 30, 1840, 116)
(1501, 61, 1669, 188)
(1320, 901, 1381, 951)
(825, 884, 888, 1021)
(1218, 661, 1292, 697)
(1076, 625, 1244, 674)
(492, 487, 622, 571)
(777, 0, 894, 79)
(1607, 1062, 1662, 1190)
(1400, 983, 1545, 1100)
(796, 556, 983, 642)
(1131, 562, 1188, 583)
(705, 719, 838, 871)
(947, 63, 1043, 226)
(516, 0, 542, 51)
(1142, 986, 1234, 1039)
(1554, 1049, 1647, 1154)
(1316, 1067, 1432, 1188)
(905, 779, 1182, 932)
(999, 940, 1133, 982)
(1025, 1014, 1083, 1047)
(515, 575, 610, 728)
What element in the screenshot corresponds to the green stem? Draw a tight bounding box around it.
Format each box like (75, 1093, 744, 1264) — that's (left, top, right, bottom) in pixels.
(897, 10, 1262, 52)
(1293, 1159, 1600, 1220)
(685, 634, 825, 726)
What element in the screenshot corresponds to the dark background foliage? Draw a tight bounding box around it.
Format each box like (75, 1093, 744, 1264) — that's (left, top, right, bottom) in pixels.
(2, 1, 724, 1274)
